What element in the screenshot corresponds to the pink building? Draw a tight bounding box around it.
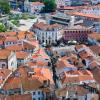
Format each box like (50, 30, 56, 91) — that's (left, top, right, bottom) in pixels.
(63, 25, 91, 43)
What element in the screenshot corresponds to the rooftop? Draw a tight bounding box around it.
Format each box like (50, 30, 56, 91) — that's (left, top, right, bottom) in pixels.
(6, 94, 32, 100)
(16, 51, 29, 59)
(31, 2, 44, 6)
(88, 33, 100, 40)
(67, 12, 100, 20)
(33, 22, 61, 31)
(0, 49, 11, 60)
(90, 45, 100, 55)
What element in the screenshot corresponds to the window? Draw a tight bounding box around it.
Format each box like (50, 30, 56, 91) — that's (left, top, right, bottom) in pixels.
(33, 98, 35, 100)
(11, 62, 14, 66)
(33, 92, 35, 95)
(38, 91, 40, 95)
(2, 64, 5, 67)
(38, 98, 40, 100)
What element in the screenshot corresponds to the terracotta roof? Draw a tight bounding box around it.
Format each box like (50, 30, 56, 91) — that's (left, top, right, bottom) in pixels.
(75, 44, 87, 51)
(0, 40, 3, 45)
(6, 40, 36, 51)
(7, 94, 32, 100)
(90, 45, 100, 55)
(3, 67, 42, 90)
(0, 49, 11, 59)
(32, 48, 50, 60)
(58, 6, 77, 10)
(89, 60, 100, 69)
(0, 69, 11, 84)
(56, 58, 77, 70)
(28, 61, 48, 68)
(18, 31, 34, 40)
(33, 68, 54, 83)
(16, 51, 29, 59)
(5, 37, 18, 42)
(56, 85, 89, 97)
(88, 33, 100, 40)
(0, 95, 3, 100)
(33, 22, 61, 31)
(75, 45, 93, 59)
(31, 2, 44, 6)
(4, 32, 17, 37)
(91, 94, 99, 100)
(6, 45, 24, 51)
(3, 67, 54, 91)
(23, 41, 36, 49)
(60, 70, 94, 84)
(91, 67, 100, 84)
(79, 50, 93, 59)
(67, 12, 100, 20)
(66, 25, 89, 30)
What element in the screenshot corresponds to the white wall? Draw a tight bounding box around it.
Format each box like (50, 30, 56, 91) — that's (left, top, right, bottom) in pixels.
(34, 28, 62, 45)
(8, 52, 17, 71)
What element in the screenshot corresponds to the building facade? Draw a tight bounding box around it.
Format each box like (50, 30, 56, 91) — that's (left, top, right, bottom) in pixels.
(63, 25, 91, 43)
(33, 22, 63, 45)
(24, 1, 44, 14)
(0, 50, 17, 70)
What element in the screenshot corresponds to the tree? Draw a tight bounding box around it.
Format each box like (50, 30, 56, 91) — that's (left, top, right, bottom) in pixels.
(0, 23, 6, 32)
(0, 0, 10, 14)
(42, 0, 56, 13)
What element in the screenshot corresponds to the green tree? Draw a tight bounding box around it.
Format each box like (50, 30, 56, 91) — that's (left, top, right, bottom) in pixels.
(0, 0, 10, 14)
(0, 23, 6, 32)
(42, 0, 56, 13)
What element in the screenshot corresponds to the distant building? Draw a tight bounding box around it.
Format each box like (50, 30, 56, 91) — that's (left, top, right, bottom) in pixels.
(63, 25, 92, 43)
(90, 0, 100, 5)
(0, 49, 17, 70)
(47, 10, 75, 26)
(24, 1, 44, 14)
(16, 51, 32, 66)
(9, 0, 24, 11)
(56, 0, 83, 7)
(33, 22, 63, 45)
(67, 6, 100, 33)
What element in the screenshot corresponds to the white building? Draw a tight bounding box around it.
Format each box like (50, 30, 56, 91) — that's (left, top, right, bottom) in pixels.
(24, 0, 44, 14)
(0, 49, 17, 71)
(56, 0, 71, 7)
(90, 0, 100, 5)
(33, 22, 63, 45)
(81, 7, 100, 16)
(56, 0, 83, 7)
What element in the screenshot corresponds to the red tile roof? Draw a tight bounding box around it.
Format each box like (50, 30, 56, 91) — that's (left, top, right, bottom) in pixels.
(60, 70, 94, 84)
(31, 2, 44, 6)
(7, 94, 32, 100)
(5, 37, 18, 42)
(32, 48, 50, 60)
(56, 58, 76, 69)
(16, 51, 29, 59)
(0, 49, 11, 59)
(67, 12, 100, 20)
(3, 67, 54, 91)
(0, 69, 11, 84)
(90, 45, 100, 55)
(88, 33, 100, 40)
